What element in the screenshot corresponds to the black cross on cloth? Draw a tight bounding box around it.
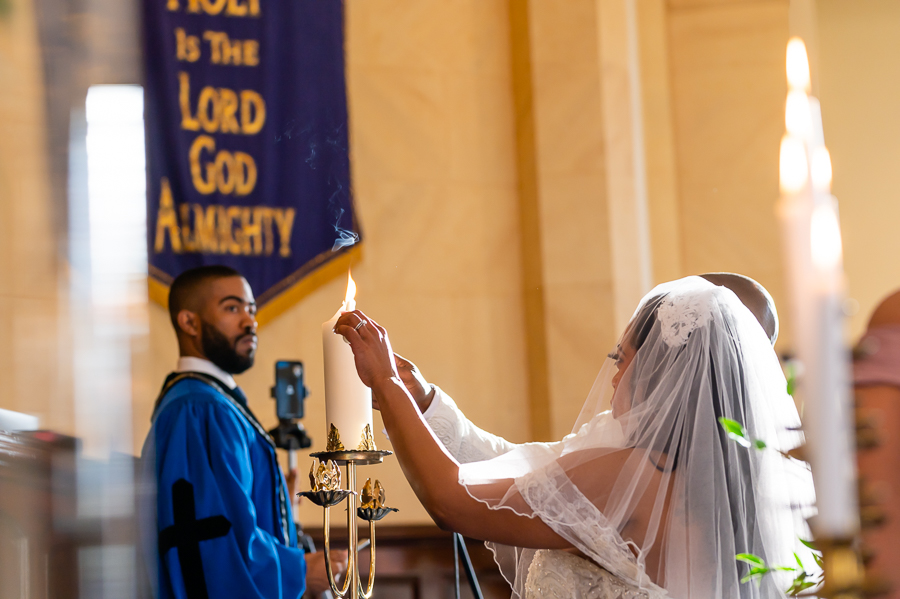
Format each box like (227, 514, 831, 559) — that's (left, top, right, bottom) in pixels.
(158, 479, 232, 599)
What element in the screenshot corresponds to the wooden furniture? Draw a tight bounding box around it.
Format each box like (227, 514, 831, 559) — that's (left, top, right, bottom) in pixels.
(0, 431, 80, 599)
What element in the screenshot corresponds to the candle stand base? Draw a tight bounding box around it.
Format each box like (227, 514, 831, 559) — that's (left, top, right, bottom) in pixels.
(816, 537, 864, 599)
(311, 449, 392, 465)
(301, 450, 397, 599)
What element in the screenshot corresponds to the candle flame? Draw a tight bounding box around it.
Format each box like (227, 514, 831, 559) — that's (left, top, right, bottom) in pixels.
(786, 37, 811, 92)
(779, 135, 809, 193)
(811, 146, 833, 192)
(343, 271, 357, 311)
(810, 203, 843, 270)
(785, 91, 813, 139)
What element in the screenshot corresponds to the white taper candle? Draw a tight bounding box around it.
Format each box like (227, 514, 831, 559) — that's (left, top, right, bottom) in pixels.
(322, 273, 373, 450)
(778, 37, 858, 538)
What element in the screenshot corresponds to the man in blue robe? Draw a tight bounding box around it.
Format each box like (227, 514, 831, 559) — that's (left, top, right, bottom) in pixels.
(141, 265, 341, 599)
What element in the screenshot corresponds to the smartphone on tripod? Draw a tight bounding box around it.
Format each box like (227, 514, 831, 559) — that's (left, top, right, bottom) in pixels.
(269, 360, 312, 469)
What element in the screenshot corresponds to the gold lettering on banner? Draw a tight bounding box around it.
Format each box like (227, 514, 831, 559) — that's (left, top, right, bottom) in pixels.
(273, 208, 295, 257)
(178, 72, 266, 134)
(261, 207, 275, 255)
(226, 0, 248, 16)
(188, 135, 258, 196)
(197, 86, 221, 133)
(199, 0, 227, 16)
(154, 178, 184, 253)
(243, 40, 259, 66)
(178, 72, 200, 131)
(160, 4, 277, 261)
(184, 0, 258, 17)
(175, 28, 201, 62)
(194, 204, 219, 252)
(240, 207, 259, 255)
(154, 201, 294, 258)
(219, 88, 240, 133)
(239, 90, 265, 134)
(203, 31, 224, 64)
(179, 203, 197, 252)
(214, 151, 236, 195)
(233, 152, 257, 195)
(189, 135, 217, 194)
(216, 206, 243, 254)
(203, 31, 258, 65)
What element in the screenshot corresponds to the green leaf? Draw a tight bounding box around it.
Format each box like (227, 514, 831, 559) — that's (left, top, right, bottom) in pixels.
(754, 439, 768, 450)
(787, 580, 816, 595)
(740, 566, 771, 585)
(813, 553, 824, 569)
(720, 418, 752, 447)
(719, 417, 747, 438)
(735, 553, 765, 567)
(749, 567, 772, 587)
(785, 362, 798, 397)
(799, 538, 818, 551)
(794, 552, 804, 569)
(787, 582, 810, 595)
(728, 433, 752, 448)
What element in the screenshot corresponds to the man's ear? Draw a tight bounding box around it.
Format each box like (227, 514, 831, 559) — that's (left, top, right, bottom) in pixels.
(177, 309, 201, 337)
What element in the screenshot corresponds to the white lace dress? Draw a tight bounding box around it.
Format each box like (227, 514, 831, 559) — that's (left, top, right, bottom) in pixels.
(525, 550, 649, 599)
(423, 389, 666, 599)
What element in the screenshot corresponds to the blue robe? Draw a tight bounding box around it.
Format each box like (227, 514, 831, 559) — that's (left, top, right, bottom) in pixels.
(141, 373, 307, 599)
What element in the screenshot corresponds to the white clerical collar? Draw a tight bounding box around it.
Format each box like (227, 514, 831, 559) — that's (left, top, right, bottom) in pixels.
(176, 356, 237, 390)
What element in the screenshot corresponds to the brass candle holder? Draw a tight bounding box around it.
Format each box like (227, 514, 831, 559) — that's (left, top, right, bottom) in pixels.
(299, 440, 397, 599)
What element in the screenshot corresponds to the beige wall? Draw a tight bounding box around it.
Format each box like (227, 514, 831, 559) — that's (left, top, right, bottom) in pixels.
(528, 0, 617, 440)
(662, 0, 792, 349)
(0, 0, 70, 432)
(816, 0, 900, 339)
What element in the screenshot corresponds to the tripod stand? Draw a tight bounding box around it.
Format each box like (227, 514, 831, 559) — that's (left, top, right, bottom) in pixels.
(453, 533, 484, 599)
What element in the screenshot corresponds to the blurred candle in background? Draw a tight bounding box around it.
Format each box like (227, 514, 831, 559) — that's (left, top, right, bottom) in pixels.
(777, 38, 858, 538)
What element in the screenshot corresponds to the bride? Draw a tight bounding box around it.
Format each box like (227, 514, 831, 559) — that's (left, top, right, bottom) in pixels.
(334, 276, 813, 598)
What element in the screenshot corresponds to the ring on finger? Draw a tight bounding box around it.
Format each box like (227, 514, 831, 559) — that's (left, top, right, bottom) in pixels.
(354, 320, 367, 331)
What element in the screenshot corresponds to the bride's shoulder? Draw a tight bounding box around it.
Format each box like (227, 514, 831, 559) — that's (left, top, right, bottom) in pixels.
(556, 448, 670, 498)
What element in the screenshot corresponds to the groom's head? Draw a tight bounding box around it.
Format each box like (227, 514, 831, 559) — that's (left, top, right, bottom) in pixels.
(700, 273, 778, 345)
(168, 265, 259, 374)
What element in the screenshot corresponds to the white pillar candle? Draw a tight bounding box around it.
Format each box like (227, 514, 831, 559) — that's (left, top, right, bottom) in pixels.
(322, 273, 374, 451)
(777, 38, 858, 538)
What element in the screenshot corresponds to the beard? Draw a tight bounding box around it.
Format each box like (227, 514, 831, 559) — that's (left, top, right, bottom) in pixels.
(201, 321, 256, 374)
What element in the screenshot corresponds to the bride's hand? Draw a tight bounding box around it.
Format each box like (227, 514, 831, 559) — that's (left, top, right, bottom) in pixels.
(334, 310, 399, 391)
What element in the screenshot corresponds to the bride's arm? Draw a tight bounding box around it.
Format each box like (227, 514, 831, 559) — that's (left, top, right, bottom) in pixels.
(394, 356, 519, 463)
(335, 311, 570, 548)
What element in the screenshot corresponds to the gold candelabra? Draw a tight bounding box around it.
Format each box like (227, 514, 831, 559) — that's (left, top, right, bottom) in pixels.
(299, 447, 397, 599)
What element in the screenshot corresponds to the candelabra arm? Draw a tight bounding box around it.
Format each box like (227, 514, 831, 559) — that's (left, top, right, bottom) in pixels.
(346, 462, 360, 599)
(307, 450, 395, 599)
(359, 520, 376, 599)
(322, 506, 352, 598)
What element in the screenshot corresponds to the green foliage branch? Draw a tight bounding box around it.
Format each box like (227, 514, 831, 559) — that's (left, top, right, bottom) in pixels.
(717, 417, 822, 596)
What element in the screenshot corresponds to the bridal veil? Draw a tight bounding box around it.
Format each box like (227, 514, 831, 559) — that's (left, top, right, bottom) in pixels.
(457, 276, 815, 598)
